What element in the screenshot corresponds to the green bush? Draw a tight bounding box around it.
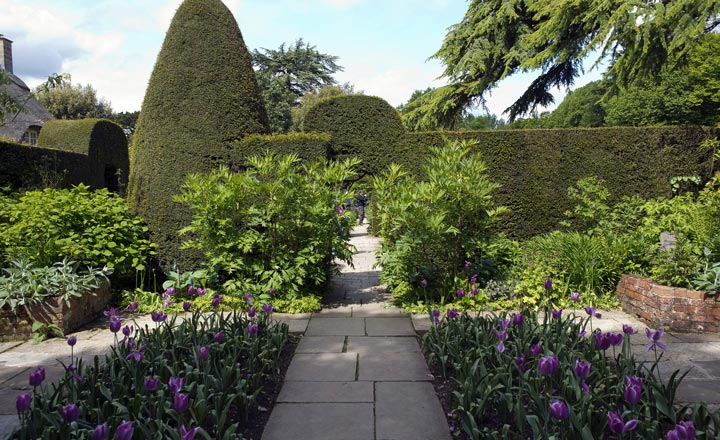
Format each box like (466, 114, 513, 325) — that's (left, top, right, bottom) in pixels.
(175, 152, 358, 300)
(373, 140, 507, 306)
(232, 132, 331, 165)
(0, 185, 155, 278)
(127, 0, 269, 269)
(302, 94, 407, 177)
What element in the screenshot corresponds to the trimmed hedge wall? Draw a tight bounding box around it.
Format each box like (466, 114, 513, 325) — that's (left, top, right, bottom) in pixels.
(0, 139, 86, 189)
(302, 95, 407, 177)
(404, 127, 718, 238)
(127, 0, 269, 269)
(37, 118, 129, 191)
(231, 132, 331, 168)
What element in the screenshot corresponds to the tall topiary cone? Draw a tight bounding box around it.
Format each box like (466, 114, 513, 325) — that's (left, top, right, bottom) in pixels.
(128, 0, 269, 269)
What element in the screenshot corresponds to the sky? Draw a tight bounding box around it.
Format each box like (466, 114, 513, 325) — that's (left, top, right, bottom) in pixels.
(0, 0, 604, 118)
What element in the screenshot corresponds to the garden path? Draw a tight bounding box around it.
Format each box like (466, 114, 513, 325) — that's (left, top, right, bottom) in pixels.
(261, 223, 452, 440)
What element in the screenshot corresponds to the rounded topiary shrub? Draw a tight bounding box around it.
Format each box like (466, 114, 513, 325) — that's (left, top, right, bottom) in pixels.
(301, 94, 407, 177)
(127, 0, 269, 269)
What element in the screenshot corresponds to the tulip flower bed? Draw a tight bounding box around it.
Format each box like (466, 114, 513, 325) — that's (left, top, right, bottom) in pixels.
(424, 310, 720, 439)
(14, 307, 288, 439)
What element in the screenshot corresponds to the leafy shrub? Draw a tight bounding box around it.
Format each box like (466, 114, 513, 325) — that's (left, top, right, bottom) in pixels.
(0, 185, 155, 280)
(373, 140, 507, 306)
(16, 308, 287, 438)
(424, 310, 720, 439)
(176, 152, 357, 300)
(692, 248, 720, 295)
(0, 259, 111, 311)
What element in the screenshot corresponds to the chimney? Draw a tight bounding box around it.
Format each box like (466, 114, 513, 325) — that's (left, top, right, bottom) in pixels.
(0, 34, 13, 74)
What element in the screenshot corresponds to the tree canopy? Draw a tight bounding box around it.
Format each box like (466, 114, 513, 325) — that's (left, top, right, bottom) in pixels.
(34, 73, 113, 120)
(406, 0, 720, 129)
(252, 39, 343, 133)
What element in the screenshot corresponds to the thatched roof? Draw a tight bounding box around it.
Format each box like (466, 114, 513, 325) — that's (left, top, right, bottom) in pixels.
(0, 73, 53, 142)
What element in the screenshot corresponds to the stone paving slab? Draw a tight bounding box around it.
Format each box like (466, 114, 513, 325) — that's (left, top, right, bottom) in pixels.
(0, 389, 20, 415)
(0, 416, 16, 439)
(296, 336, 345, 353)
(262, 403, 374, 440)
(675, 379, 720, 404)
(0, 343, 22, 354)
(366, 317, 416, 336)
(358, 351, 431, 381)
(284, 353, 357, 382)
(347, 337, 420, 354)
(0, 366, 27, 386)
(351, 305, 404, 317)
(375, 382, 451, 440)
(312, 306, 353, 317)
(305, 318, 366, 336)
(279, 318, 309, 334)
(277, 381, 373, 403)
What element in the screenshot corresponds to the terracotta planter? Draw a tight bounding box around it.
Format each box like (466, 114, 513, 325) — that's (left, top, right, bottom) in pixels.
(616, 274, 720, 333)
(0, 280, 111, 341)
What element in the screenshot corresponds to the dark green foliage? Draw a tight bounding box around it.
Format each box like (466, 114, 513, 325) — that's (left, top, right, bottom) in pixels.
(546, 81, 607, 128)
(302, 94, 406, 177)
(0, 185, 155, 278)
(232, 132, 331, 166)
(127, 0, 269, 269)
(402, 127, 718, 239)
(0, 139, 83, 190)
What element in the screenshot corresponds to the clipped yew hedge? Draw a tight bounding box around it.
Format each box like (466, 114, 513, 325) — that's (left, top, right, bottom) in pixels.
(404, 127, 718, 238)
(0, 139, 84, 189)
(231, 132, 331, 167)
(127, 0, 269, 269)
(302, 94, 408, 177)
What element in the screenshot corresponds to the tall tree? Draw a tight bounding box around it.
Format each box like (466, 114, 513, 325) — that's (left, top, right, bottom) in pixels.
(545, 81, 607, 128)
(34, 73, 113, 119)
(253, 39, 343, 133)
(290, 83, 354, 131)
(409, 0, 720, 128)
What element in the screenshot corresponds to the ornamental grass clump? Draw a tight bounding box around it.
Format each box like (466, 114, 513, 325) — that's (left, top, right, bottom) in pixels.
(15, 306, 288, 439)
(424, 309, 720, 439)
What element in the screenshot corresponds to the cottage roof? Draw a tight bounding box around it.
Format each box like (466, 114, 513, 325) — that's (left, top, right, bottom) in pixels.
(0, 72, 53, 142)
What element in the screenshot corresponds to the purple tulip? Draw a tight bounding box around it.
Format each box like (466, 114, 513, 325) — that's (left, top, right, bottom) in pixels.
(144, 377, 160, 391)
(607, 410, 638, 435)
(584, 306, 602, 318)
(529, 344, 542, 357)
(15, 393, 31, 413)
(61, 403, 80, 423)
(243, 293, 253, 304)
(168, 376, 184, 394)
(268, 287, 275, 296)
(581, 380, 589, 394)
(624, 376, 643, 404)
(122, 325, 134, 337)
(548, 400, 569, 420)
(109, 318, 122, 333)
(666, 430, 682, 440)
(431, 309, 440, 318)
(515, 355, 526, 371)
(66, 335, 77, 347)
(579, 327, 587, 338)
(594, 332, 611, 350)
(574, 360, 591, 378)
(495, 330, 508, 353)
(552, 309, 562, 319)
(248, 307, 256, 318)
(262, 304, 274, 314)
(499, 318, 510, 329)
(126, 351, 144, 362)
(544, 279, 553, 291)
(214, 331, 225, 343)
(538, 355, 559, 375)
(174, 393, 189, 413)
(183, 301, 192, 312)
(674, 421, 696, 439)
(645, 328, 668, 351)
(198, 346, 209, 360)
(623, 324, 638, 334)
(125, 301, 139, 312)
(166, 287, 175, 295)
(115, 420, 134, 440)
(469, 288, 479, 297)
(187, 285, 196, 295)
(470, 274, 477, 286)
(248, 323, 259, 336)
(456, 289, 465, 299)
(420, 279, 428, 288)
(92, 423, 109, 440)
(196, 288, 206, 296)
(29, 367, 45, 387)
(151, 311, 167, 322)
(447, 308, 459, 319)
(513, 313, 524, 326)
(103, 307, 125, 320)
(211, 294, 222, 308)
(180, 425, 200, 440)
(571, 291, 580, 302)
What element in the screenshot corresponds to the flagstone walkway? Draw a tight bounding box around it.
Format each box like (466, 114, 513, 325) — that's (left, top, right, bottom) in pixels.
(261, 224, 450, 440)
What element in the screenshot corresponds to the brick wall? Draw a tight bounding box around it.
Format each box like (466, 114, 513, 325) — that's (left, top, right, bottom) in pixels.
(0, 281, 111, 341)
(616, 274, 720, 333)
